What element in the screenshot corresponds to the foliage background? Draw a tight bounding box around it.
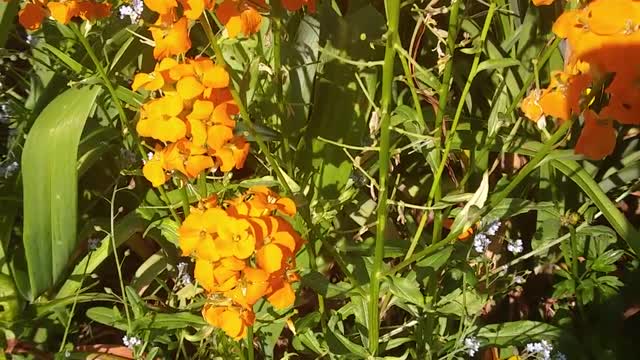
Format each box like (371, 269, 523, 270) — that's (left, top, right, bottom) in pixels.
(1, 0, 640, 359)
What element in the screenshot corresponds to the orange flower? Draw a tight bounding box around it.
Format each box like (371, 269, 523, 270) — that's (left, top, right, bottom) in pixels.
(47, 1, 79, 24)
(215, 218, 256, 259)
(150, 16, 192, 59)
(19, 3, 47, 30)
(224, 267, 269, 309)
(216, 0, 263, 38)
(202, 305, 255, 340)
(136, 95, 187, 142)
(179, 208, 226, 257)
(144, 0, 177, 15)
(282, 0, 316, 12)
(575, 110, 617, 160)
(266, 279, 295, 309)
(532, 0, 554, 6)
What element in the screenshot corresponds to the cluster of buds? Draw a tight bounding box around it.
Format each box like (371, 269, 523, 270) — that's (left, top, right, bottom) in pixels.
(18, 0, 111, 30)
(523, 0, 640, 159)
(179, 186, 303, 340)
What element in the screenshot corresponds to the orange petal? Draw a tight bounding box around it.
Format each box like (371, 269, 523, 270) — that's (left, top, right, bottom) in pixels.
(142, 159, 166, 187)
(19, 3, 47, 31)
(202, 65, 230, 88)
(185, 155, 214, 178)
(202, 305, 224, 327)
(276, 197, 297, 216)
(221, 308, 244, 339)
(256, 243, 283, 273)
(144, 0, 177, 15)
(267, 281, 295, 309)
(234, 235, 256, 260)
(195, 232, 220, 262)
(575, 111, 616, 160)
(177, 76, 205, 100)
(194, 259, 215, 292)
(155, 117, 187, 142)
(132, 72, 164, 92)
(47, 2, 78, 24)
(207, 125, 234, 150)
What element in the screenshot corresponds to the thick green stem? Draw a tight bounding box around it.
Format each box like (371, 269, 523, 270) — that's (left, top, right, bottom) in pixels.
(200, 14, 293, 195)
(246, 325, 254, 360)
(368, 0, 400, 355)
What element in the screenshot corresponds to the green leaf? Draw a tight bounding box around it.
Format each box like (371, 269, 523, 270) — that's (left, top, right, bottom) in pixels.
(20, 86, 101, 300)
(57, 210, 149, 298)
(476, 58, 521, 74)
(39, 43, 88, 74)
(0, 1, 18, 48)
(385, 274, 424, 307)
(476, 321, 562, 346)
(591, 249, 624, 273)
(86, 307, 205, 330)
(551, 158, 640, 255)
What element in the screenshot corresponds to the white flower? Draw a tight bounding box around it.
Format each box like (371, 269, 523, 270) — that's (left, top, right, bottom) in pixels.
(473, 233, 491, 253)
(177, 262, 188, 273)
(553, 353, 567, 360)
(123, 335, 142, 349)
(525, 340, 553, 360)
(507, 239, 523, 255)
(0, 161, 19, 178)
(485, 220, 501, 236)
(464, 336, 481, 357)
(181, 273, 192, 285)
(119, 0, 144, 24)
(514, 275, 526, 284)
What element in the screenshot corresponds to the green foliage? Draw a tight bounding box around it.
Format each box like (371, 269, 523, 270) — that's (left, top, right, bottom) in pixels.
(2, 0, 640, 359)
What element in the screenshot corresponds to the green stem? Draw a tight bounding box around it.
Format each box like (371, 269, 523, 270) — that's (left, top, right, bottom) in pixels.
(369, 0, 400, 355)
(110, 184, 132, 331)
(489, 119, 572, 207)
(198, 171, 208, 198)
(179, 181, 191, 217)
(246, 325, 254, 360)
(200, 14, 293, 195)
(398, 53, 426, 128)
(159, 186, 182, 225)
(58, 253, 92, 352)
(426, 2, 497, 208)
(71, 25, 144, 158)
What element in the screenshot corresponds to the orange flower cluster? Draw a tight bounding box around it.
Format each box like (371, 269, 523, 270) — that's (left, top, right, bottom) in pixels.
(18, 0, 111, 30)
(179, 187, 302, 340)
(133, 57, 249, 187)
(521, 0, 640, 159)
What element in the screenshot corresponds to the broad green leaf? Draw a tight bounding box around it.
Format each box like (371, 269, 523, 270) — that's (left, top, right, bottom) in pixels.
(477, 321, 562, 346)
(0, 1, 18, 48)
(551, 158, 640, 255)
(21, 86, 101, 300)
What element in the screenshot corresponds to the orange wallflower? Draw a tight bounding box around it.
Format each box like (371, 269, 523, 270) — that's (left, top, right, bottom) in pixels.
(532, 0, 554, 6)
(521, 0, 640, 159)
(150, 16, 192, 59)
(282, 0, 316, 12)
(216, 0, 263, 38)
(19, 3, 47, 30)
(179, 188, 302, 340)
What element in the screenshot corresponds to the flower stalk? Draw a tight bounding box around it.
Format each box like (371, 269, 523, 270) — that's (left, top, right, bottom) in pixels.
(369, 0, 400, 355)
